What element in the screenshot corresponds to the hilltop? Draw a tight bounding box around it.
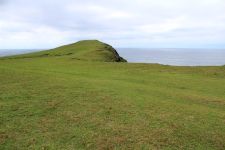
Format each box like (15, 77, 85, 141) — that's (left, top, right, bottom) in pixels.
(1, 40, 127, 62)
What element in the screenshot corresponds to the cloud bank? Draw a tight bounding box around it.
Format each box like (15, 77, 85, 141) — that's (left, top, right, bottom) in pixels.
(0, 0, 225, 48)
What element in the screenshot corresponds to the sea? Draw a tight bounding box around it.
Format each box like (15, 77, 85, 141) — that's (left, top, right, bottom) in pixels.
(1, 48, 225, 66)
(0, 49, 44, 57)
(116, 48, 225, 66)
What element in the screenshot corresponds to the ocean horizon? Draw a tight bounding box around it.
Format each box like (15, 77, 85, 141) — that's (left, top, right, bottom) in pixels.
(116, 48, 225, 66)
(0, 49, 44, 57)
(1, 48, 225, 66)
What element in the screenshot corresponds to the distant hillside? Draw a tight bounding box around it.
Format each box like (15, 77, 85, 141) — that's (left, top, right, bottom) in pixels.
(1, 40, 127, 62)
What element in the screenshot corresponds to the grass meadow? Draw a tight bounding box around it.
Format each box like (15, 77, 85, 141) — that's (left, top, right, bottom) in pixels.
(1, 40, 225, 149)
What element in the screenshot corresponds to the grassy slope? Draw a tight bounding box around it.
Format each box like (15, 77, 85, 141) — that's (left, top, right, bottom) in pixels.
(0, 40, 225, 149)
(2, 40, 126, 62)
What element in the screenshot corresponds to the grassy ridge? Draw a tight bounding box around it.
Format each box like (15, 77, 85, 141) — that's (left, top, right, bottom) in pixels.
(0, 41, 225, 149)
(1, 40, 126, 62)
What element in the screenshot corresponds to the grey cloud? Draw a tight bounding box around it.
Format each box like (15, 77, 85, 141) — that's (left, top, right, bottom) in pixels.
(0, 0, 225, 48)
(0, 0, 7, 5)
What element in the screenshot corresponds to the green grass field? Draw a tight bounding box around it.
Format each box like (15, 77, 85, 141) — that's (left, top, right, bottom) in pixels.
(1, 40, 225, 149)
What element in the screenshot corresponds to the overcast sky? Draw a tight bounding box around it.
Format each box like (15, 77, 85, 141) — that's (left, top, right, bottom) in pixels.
(0, 0, 225, 49)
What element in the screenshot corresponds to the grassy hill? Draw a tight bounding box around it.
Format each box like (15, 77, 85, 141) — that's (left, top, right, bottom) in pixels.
(0, 40, 225, 149)
(1, 40, 126, 62)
